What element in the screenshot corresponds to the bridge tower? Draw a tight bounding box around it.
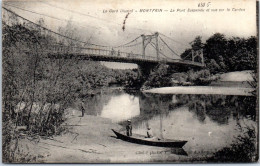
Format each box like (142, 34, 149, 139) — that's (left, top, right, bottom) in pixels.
(141, 32, 159, 60)
(191, 49, 204, 65)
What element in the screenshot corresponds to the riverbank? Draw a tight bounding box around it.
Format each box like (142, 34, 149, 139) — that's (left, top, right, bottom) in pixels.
(143, 70, 255, 95)
(16, 108, 120, 163)
(17, 108, 184, 163)
(143, 86, 254, 96)
(209, 70, 254, 88)
(218, 70, 254, 82)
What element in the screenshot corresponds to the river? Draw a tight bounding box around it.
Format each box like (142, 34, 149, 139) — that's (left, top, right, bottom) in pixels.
(76, 87, 256, 161)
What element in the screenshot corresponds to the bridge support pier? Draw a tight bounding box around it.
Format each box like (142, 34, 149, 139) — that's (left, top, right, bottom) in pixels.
(137, 63, 157, 79)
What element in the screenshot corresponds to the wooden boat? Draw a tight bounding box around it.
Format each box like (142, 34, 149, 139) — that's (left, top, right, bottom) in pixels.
(112, 129, 187, 148)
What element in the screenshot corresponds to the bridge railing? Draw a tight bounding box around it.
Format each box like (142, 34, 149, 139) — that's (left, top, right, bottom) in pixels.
(45, 44, 155, 60)
(46, 44, 165, 61)
(44, 44, 204, 66)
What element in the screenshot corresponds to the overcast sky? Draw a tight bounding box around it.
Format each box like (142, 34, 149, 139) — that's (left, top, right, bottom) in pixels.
(2, 0, 257, 69)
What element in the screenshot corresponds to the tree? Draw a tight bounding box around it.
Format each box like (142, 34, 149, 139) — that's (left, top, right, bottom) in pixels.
(191, 36, 203, 51)
(142, 64, 171, 89)
(204, 33, 228, 63)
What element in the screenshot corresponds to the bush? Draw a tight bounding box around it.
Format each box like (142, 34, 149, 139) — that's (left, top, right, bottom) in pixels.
(208, 125, 257, 162)
(142, 64, 171, 89)
(187, 69, 211, 85)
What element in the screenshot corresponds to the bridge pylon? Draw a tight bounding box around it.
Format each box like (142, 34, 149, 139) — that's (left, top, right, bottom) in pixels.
(141, 32, 159, 60)
(191, 49, 204, 65)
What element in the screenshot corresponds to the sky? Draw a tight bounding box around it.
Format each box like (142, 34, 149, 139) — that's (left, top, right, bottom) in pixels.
(2, 0, 257, 69)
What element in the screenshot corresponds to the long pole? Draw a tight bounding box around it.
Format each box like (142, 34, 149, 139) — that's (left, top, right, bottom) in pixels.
(160, 112, 163, 139)
(141, 34, 145, 58)
(155, 32, 159, 60)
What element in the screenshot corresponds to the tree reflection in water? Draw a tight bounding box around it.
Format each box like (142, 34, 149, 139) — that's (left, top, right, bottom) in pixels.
(165, 94, 256, 125)
(75, 89, 256, 160)
(79, 89, 256, 127)
(138, 92, 257, 160)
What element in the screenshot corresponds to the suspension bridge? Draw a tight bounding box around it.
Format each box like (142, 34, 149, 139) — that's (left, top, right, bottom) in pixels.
(46, 32, 205, 67)
(2, 6, 205, 73)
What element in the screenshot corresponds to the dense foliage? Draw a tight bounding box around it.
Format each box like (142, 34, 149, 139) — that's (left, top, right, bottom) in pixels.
(2, 18, 140, 162)
(144, 33, 257, 88)
(141, 64, 172, 89)
(181, 34, 257, 74)
(180, 34, 258, 162)
(208, 125, 257, 162)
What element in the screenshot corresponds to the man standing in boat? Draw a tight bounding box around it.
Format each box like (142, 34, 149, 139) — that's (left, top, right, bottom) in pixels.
(146, 127, 153, 138)
(126, 120, 132, 136)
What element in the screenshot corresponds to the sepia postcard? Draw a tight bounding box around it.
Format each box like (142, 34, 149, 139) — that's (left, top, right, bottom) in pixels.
(1, 0, 259, 163)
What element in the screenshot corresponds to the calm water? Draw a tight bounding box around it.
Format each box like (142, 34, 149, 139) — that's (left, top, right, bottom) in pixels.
(79, 88, 256, 159)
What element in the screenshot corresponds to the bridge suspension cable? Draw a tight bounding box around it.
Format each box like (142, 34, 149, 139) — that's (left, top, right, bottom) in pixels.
(122, 41, 142, 48)
(150, 42, 174, 60)
(3, 5, 204, 66)
(38, 0, 155, 34)
(3, 4, 146, 49)
(2, 6, 146, 56)
(4, 4, 175, 52)
(182, 52, 192, 60)
(159, 36, 181, 57)
(3, 3, 100, 30)
(159, 32, 190, 47)
(113, 36, 141, 48)
(37, 1, 121, 26)
(2, 6, 111, 48)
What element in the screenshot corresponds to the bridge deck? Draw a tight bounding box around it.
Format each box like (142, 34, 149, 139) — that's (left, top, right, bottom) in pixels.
(48, 52, 204, 67)
(44, 45, 204, 67)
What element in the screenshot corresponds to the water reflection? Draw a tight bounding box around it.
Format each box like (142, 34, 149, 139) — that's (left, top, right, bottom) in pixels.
(80, 89, 256, 158)
(101, 94, 140, 122)
(169, 94, 257, 124)
(133, 106, 248, 156)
